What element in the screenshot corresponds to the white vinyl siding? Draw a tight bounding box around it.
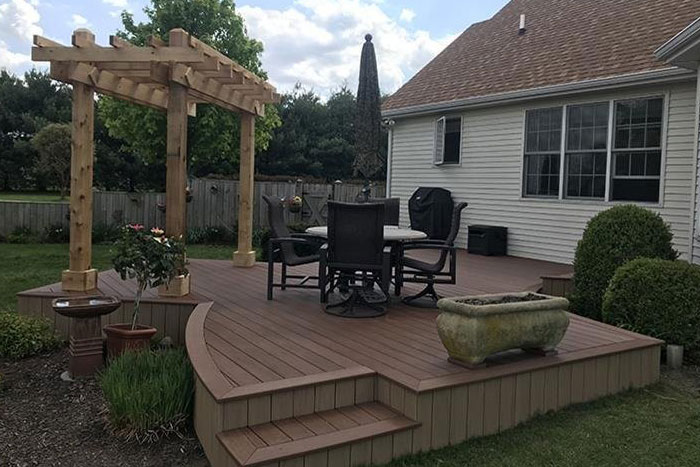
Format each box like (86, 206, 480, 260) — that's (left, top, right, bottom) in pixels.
(389, 81, 696, 264)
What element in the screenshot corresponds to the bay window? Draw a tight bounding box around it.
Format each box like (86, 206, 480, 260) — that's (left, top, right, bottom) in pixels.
(611, 98, 663, 202)
(522, 96, 664, 203)
(524, 107, 562, 197)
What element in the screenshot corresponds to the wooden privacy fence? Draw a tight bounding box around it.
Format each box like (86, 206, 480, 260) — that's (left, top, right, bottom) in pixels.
(0, 179, 386, 236)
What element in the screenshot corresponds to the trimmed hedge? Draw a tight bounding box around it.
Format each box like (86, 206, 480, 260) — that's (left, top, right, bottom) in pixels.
(0, 311, 61, 359)
(571, 205, 677, 320)
(100, 348, 194, 443)
(603, 258, 700, 357)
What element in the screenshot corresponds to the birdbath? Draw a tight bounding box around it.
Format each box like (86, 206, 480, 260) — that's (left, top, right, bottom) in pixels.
(52, 296, 121, 379)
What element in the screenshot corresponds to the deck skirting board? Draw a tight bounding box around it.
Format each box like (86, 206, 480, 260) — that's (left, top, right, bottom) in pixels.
(17, 294, 196, 346)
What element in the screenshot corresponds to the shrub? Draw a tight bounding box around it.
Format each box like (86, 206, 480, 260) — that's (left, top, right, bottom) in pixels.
(603, 258, 700, 358)
(7, 226, 37, 244)
(100, 348, 194, 443)
(0, 311, 61, 359)
(93, 223, 121, 244)
(187, 226, 236, 244)
(41, 223, 69, 243)
(571, 205, 677, 320)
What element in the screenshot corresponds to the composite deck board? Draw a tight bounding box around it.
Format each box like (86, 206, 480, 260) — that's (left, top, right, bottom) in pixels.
(21, 250, 659, 394)
(219, 403, 418, 466)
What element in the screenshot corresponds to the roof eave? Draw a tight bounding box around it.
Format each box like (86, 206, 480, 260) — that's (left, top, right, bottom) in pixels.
(381, 68, 695, 119)
(655, 17, 700, 69)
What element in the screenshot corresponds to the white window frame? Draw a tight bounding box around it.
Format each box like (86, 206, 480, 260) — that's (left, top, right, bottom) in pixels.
(520, 93, 668, 206)
(433, 115, 462, 166)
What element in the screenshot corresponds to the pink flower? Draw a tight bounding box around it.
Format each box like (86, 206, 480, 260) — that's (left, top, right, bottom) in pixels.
(130, 224, 144, 231)
(151, 227, 164, 236)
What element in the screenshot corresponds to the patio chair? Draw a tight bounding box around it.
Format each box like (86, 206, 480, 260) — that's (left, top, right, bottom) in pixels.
(263, 195, 324, 300)
(359, 197, 400, 225)
(397, 202, 468, 306)
(320, 201, 392, 318)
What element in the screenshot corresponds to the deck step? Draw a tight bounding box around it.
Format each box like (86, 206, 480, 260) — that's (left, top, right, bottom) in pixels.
(217, 402, 420, 466)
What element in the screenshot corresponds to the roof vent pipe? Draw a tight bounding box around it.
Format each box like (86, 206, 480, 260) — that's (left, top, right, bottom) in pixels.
(519, 14, 526, 35)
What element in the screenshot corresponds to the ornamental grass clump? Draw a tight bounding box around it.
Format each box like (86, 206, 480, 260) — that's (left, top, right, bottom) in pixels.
(570, 205, 677, 320)
(112, 224, 187, 329)
(603, 258, 700, 360)
(100, 348, 194, 443)
(0, 311, 61, 359)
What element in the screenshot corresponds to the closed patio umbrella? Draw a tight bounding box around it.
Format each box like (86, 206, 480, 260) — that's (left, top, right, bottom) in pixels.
(353, 34, 383, 180)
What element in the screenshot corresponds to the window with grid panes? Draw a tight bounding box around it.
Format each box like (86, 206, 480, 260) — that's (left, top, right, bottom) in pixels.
(565, 102, 609, 198)
(523, 107, 562, 197)
(611, 98, 663, 202)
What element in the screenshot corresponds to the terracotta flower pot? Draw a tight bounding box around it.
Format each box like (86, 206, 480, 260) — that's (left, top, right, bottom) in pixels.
(103, 323, 157, 358)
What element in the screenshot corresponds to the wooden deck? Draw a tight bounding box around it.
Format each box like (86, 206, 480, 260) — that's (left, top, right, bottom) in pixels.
(17, 251, 662, 467)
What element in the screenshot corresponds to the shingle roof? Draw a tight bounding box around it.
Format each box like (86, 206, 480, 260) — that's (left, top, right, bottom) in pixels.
(383, 0, 699, 112)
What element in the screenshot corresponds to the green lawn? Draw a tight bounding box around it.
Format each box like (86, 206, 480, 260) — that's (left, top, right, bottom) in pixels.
(0, 191, 68, 203)
(387, 372, 700, 466)
(0, 243, 234, 309)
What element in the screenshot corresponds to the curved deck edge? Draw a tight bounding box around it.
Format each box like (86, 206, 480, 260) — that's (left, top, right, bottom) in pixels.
(185, 301, 233, 400)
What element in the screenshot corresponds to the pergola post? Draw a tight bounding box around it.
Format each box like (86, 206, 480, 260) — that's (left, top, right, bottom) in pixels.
(165, 82, 188, 238)
(233, 112, 256, 267)
(62, 30, 97, 292)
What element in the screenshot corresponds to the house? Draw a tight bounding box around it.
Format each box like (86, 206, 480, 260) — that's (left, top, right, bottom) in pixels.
(382, 0, 700, 264)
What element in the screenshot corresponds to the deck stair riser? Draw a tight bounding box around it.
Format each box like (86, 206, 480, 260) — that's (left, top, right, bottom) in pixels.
(217, 402, 420, 467)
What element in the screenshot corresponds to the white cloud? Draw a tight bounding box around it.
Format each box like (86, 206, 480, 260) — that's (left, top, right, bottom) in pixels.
(398, 8, 415, 23)
(103, 0, 128, 6)
(0, 0, 43, 42)
(0, 39, 31, 70)
(238, 0, 454, 97)
(69, 13, 88, 28)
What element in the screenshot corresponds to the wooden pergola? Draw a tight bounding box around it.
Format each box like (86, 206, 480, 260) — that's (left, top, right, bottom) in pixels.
(32, 28, 279, 292)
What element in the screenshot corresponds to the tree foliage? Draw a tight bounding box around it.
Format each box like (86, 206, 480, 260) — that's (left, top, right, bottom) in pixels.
(0, 70, 71, 190)
(257, 84, 385, 181)
(32, 123, 72, 198)
(99, 0, 281, 179)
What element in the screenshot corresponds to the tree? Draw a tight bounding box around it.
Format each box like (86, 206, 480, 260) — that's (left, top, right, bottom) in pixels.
(98, 0, 281, 182)
(0, 70, 71, 190)
(257, 85, 363, 180)
(32, 123, 72, 198)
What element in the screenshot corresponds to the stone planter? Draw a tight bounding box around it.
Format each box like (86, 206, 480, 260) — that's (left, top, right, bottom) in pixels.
(158, 274, 190, 297)
(436, 292, 570, 368)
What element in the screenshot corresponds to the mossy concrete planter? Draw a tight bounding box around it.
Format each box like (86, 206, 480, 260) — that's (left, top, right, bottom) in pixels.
(436, 292, 570, 367)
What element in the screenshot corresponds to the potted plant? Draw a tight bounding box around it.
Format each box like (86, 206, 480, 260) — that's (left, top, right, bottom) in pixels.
(287, 195, 303, 213)
(104, 224, 187, 357)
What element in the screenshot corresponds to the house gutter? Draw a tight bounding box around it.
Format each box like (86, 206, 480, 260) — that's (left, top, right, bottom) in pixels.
(654, 17, 700, 69)
(381, 68, 695, 119)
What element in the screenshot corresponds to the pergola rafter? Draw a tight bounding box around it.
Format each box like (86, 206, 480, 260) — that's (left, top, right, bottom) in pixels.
(33, 28, 277, 292)
(33, 28, 279, 117)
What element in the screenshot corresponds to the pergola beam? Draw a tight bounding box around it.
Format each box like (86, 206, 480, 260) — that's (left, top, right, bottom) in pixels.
(32, 45, 206, 63)
(50, 61, 168, 112)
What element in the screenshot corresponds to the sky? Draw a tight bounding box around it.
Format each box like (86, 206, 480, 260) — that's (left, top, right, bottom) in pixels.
(0, 0, 509, 97)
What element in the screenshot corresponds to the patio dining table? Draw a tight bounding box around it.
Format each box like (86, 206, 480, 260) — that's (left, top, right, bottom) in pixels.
(305, 225, 427, 242)
(306, 225, 427, 298)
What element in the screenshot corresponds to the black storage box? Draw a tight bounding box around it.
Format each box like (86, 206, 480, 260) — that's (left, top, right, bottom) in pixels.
(468, 225, 507, 256)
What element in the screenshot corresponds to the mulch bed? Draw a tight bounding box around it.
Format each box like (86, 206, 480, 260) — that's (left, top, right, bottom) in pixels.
(0, 349, 207, 467)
